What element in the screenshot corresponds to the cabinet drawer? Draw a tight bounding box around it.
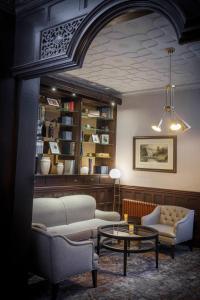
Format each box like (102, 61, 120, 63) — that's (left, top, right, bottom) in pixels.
(66, 176, 83, 185)
(82, 175, 100, 185)
(99, 176, 113, 184)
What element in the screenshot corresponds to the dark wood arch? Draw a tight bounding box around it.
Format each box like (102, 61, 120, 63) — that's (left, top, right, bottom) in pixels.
(13, 0, 186, 78)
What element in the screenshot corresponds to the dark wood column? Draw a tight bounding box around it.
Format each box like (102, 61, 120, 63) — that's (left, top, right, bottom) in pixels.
(0, 76, 40, 295)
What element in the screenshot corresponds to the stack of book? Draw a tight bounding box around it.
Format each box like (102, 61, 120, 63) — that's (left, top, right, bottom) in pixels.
(62, 131, 72, 140)
(61, 116, 73, 125)
(63, 101, 74, 111)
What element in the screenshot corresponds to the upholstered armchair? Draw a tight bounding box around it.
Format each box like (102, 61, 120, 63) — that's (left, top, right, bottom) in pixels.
(30, 226, 98, 297)
(141, 205, 194, 258)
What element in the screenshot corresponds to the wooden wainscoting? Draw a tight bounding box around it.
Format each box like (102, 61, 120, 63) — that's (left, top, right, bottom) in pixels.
(120, 185, 200, 246)
(34, 185, 113, 211)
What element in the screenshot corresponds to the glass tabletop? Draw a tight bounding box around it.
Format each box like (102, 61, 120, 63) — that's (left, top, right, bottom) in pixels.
(98, 224, 158, 240)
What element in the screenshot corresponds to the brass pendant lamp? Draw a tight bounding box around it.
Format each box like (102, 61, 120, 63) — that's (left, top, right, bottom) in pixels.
(152, 48, 191, 133)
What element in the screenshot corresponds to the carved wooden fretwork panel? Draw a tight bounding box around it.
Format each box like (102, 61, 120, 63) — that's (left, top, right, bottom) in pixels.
(40, 15, 86, 60)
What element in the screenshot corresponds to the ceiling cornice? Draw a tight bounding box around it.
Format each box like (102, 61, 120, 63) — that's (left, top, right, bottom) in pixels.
(122, 82, 200, 97)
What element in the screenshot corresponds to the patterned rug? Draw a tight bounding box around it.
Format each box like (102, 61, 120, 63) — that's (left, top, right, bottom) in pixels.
(28, 245, 200, 300)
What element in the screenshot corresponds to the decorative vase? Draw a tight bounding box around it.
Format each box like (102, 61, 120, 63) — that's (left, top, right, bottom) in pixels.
(80, 166, 89, 175)
(57, 162, 64, 175)
(40, 157, 51, 175)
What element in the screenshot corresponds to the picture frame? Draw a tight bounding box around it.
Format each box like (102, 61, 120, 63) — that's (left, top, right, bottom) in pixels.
(100, 134, 109, 144)
(133, 136, 177, 173)
(92, 134, 100, 143)
(49, 141, 60, 155)
(47, 97, 60, 107)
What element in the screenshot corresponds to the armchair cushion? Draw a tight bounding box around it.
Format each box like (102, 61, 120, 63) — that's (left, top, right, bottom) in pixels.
(147, 224, 176, 238)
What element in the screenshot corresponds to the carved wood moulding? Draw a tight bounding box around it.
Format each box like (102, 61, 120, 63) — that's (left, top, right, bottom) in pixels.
(40, 15, 86, 60)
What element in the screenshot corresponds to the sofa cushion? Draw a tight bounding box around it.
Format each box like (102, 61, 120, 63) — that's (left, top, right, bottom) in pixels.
(33, 198, 67, 227)
(47, 219, 124, 241)
(148, 224, 176, 238)
(60, 195, 96, 224)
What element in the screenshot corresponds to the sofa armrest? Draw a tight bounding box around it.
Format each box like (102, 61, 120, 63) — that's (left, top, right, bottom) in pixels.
(95, 209, 120, 221)
(141, 206, 160, 226)
(174, 210, 194, 243)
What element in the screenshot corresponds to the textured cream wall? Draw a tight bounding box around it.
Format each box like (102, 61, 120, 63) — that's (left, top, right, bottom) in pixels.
(116, 88, 200, 192)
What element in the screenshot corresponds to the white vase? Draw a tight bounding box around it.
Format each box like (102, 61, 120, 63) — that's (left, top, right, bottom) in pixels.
(57, 162, 64, 175)
(40, 157, 51, 175)
(80, 166, 89, 175)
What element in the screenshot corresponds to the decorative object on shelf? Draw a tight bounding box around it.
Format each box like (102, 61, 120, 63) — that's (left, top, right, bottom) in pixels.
(40, 157, 51, 175)
(64, 160, 75, 174)
(47, 97, 60, 107)
(95, 165, 109, 174)
(88, 158, 93, 174)
(100, 134, 109, 144)
(109, 168, 121, 211)
(96, 153, 110, 158)
(49, 141, 60, 155)
(36, 140, 44, 155)
(100, 106, 113, 119)
(48, 123, 54, 138)
(152, 48, 191, 133)
(86, 153, 96, 157)
(133, 136, 177, 173)
(56, 162, 64, 175)
(80, 166, 89, 175)
(83, 134, 91, 142)
(92, 134, 100, 143)
(88, 110, 100, 117)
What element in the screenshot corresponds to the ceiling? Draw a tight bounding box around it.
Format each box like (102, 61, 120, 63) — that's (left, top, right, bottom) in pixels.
(60, 11, 200, 95)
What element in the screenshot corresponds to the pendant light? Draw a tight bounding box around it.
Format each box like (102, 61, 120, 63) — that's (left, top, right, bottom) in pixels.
(152, 48, 191, 133)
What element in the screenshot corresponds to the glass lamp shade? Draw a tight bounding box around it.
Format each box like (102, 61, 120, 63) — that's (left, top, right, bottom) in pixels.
(109, 168, 121, 179)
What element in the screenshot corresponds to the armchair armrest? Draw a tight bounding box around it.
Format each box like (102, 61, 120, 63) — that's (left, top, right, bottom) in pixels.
(174, 210, 194, 243)
(95, 209, 120, 221)
(141, 206, 160, 226)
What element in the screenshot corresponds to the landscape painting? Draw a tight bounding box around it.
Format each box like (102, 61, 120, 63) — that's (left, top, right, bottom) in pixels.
(133, 136, 177, 173)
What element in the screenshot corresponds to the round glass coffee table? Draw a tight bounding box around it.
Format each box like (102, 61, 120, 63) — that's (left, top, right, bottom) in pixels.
(97, 224, 159, 276)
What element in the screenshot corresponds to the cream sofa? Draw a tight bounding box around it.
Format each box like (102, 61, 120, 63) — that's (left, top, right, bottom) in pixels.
(32, 195, 122, 243)
(141, 205, 194, 258)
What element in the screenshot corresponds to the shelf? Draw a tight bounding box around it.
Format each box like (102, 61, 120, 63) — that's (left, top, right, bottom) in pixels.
(60, 109, 79, 113)
(82, 114, 113, 120)
(81, 156, 112, 159)
(58, 154, 75, 157)
(59, 139, 77, 142)
(82, 128, 113, 133)
(59, 123, 78, 127)
(81, 142, 113, 145)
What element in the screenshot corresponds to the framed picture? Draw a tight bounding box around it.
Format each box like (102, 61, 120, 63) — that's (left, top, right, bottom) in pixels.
(49, 141, 60, 155)
(92, 134, 100, 143)
(47, 97, 60, 107)
(133, 136, 177, 173)
(100, 134, 109, 144)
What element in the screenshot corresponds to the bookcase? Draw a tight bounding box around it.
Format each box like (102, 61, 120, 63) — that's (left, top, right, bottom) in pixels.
(35, 85, 117, 177)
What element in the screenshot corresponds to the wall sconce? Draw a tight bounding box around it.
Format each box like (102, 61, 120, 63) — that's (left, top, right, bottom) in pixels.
(109, 168, 121, 212)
